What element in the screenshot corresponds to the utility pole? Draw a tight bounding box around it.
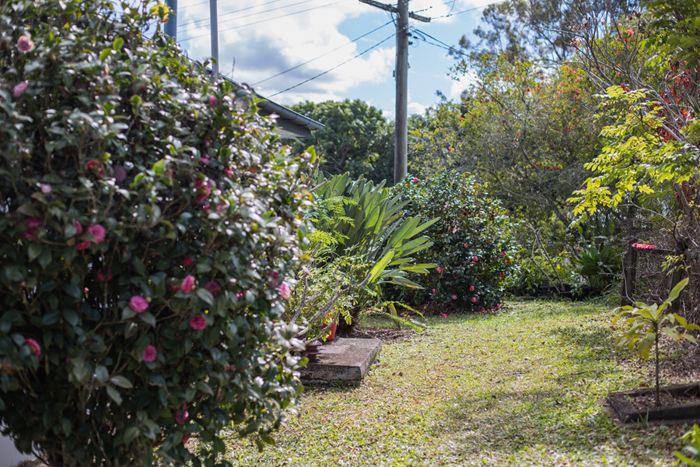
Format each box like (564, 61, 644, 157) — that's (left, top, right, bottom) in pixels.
(210, 0, 219, 77)
(164, 0, 177, 40)
(359, 0, 430, 184)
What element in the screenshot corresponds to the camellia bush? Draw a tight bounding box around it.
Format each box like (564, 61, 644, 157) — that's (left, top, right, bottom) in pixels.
(0, 0, 313, 465)
(389, 171, 515, 311)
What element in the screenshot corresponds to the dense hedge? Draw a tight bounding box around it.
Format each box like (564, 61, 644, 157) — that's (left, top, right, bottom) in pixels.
(0, 0, 312, 465)
(389, 171, 515, 311)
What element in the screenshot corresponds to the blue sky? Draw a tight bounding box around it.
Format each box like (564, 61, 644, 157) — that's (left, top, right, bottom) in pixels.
(174, 0, 495, 118)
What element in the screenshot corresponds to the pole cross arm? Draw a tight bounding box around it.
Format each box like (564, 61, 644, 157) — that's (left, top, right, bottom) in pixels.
(358, 0, 431, 22)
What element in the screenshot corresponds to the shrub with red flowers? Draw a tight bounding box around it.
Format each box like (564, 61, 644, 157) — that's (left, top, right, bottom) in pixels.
(0, 0, 312, 465)
(389, 170, 515, 310)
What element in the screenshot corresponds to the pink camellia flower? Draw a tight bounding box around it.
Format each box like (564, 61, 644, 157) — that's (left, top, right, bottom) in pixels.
(143, 345, 157, 362)
(432, 289, 436, 295)
(200, 154, 210, 166)
(235, 292, 243, 298)
(17, 36, 34, 53)
(471, 297, 477, 303)
(129, 295, 149, 313)
(181, 275, 195, 293)
(195, 181, 212, 204)
(437, 267, 443, 273)
(87, 224, 106, 243)
(202, 205, 210, 213)
(190, 315, 207, 330)
(441, 313, 448, 318)
(469, 286, 475, 292)
(204, 281, 221, 297)
(278, 282, 291, 300)
(25, 338, 41, 356)
(26, 217, 42, 228)
(75, 221, 83, 235)
(183, 256, 194, 267)
(13, 81, 28, 98)
(451, 295, 457, 300)
(464, 243, 469, 248)
(505, 260, 512, 266)
(75, 241, 91, 250)
(269, 271, 279, 282)
(412, 178, 419, 182)
(472, 256, 479, 262)
(223, 166, 233, 177)
(96, 269, 113, 281)
(501, 251, 507, 256)
(41, 184, 52, 194)
(209, 95, 217, 108)
(496, 304, 502, 310)
(628, 29, 634, 36)
(499, 272, 505, 277)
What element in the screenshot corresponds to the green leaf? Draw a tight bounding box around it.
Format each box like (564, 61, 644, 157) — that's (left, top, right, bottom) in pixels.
(113, 37, 124, 51)
(368, 251, 395, 284)
(99, 48, 112, 61)
(669, 278, 689, 302)
(110, 376, 133, 389)
(28, 244, 41, 262)
(195, 288, 214, 306)
(124, 426, 139, 445)
(138, 312, 157, 328)
(196, 381, 214, 395)
(153, 158, 166, 175)
(95, 365, 109, 384)
(106, 386, 122, 405)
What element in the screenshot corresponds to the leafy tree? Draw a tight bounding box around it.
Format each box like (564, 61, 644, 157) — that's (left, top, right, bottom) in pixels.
(289, 99, 394, 184)
(0, 0, 312, 464)
(455, 0, 639, 63)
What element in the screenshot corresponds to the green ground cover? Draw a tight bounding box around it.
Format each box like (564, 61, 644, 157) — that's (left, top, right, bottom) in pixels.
(217, 301, 695, 466)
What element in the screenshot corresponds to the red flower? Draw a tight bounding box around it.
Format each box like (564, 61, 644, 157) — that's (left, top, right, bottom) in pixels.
(26, 217, 42, 228)
(204, 281, 221, 297)
(469, 286, 475, 292)
(471, 297, 477, 303)
(168, 281, 181, 292)
(451, 295, 457, 300)
(472, 256, 478, 262)
(200, 154, 210, 166)
(75, 221, 83, 235)
(190, 315, 207, 330)
(142, 345, 157, 362)
(25, 338, 41, 356)
(412, 178, 419, 182)
(499, 272, 505, 277)
(183, 256, 194, 267)
(96, 269, 113, 281)
(86, 160, 105, 178)
(75, 241, 91, 250)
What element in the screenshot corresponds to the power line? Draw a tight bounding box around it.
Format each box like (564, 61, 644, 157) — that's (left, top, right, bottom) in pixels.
(178, 0, 346, 43)
(265, 32, 396, 98)
(179, 0, 314, 33)
(412, 28, 465, 56)
(179, 1, 210, 9)
(252, 20, 393, 86)
(428, 0, 501, 19)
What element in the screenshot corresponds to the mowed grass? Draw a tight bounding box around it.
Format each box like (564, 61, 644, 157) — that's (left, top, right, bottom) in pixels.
(221, 301, 695, 466)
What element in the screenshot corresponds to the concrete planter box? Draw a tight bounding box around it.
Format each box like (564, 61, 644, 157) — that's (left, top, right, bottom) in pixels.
(299, 337, 381, 385)
(608, 382, 700, 424)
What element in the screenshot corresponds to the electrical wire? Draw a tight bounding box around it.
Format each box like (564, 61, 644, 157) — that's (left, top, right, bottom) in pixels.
(178, 0, 346, 43)
(428, 0, 501, 19)
(178, 0, 314, 33)
(179, 1, 210, 9)
(412, 28, 465, 56)
(265, 32, 396, 98)
(252, 20, 393, 86)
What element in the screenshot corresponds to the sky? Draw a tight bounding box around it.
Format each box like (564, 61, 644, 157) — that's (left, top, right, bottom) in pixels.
(173, 0, 496, 119)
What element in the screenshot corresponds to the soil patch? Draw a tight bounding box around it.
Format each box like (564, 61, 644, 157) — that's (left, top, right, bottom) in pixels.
(338, 326, 418, 343)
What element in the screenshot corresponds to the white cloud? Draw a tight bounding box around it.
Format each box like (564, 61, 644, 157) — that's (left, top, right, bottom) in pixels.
(175, 0, 396, 105)
(408, 101, 426, 115)
(449, 70, 477, 100)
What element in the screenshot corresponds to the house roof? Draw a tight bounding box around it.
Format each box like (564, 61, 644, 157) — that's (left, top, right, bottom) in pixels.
(219, 75, 323, 139)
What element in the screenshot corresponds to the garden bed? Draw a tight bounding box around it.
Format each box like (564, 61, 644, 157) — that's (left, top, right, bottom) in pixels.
(608, 382, 700, 424)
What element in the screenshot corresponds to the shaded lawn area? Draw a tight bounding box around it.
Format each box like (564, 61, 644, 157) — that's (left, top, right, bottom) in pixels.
(221, 301, 696, 466)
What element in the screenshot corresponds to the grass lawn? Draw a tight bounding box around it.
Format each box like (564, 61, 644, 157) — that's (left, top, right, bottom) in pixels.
(221, 301, 698, 466)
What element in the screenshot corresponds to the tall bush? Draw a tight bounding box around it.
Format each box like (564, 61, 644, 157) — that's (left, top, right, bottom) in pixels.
(389, 171, 515, 311)
(0, 0, 312, 465)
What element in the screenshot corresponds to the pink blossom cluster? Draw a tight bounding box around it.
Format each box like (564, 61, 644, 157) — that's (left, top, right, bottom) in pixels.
(631, 243, 656, 250)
